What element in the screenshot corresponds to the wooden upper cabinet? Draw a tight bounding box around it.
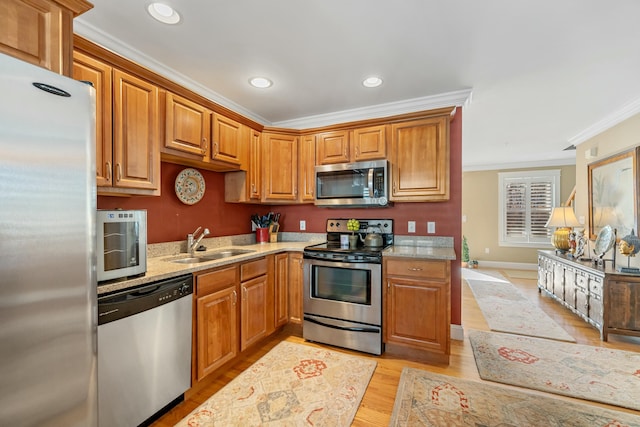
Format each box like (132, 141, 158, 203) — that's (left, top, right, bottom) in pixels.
(1, 0, 92, 76)
(316, 130, 350, 165)
(390, 115, 450, 202)
(212, 113, 243, 167)
(316, 126, 386, 165)
(352, 125, 386, 161)
(262, 132, 299, 202)
(299, 134, 316, 202)
(248, 129, 262, 200)
(112, 69, 160, 192)
(164, 91, 211, 159)
(72, 51, 113, 187)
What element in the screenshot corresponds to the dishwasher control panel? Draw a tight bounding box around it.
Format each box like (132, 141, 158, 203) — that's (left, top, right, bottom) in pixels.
(98, 275, 193, 325)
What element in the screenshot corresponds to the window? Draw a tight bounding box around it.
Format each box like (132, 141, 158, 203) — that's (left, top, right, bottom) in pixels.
(498, 170, 560, 247)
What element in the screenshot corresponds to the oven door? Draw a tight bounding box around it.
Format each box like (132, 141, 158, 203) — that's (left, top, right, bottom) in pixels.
(303, 258, 381, 326)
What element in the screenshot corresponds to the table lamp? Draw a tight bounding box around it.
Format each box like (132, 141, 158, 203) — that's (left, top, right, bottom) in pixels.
(545, 206, 581, 252)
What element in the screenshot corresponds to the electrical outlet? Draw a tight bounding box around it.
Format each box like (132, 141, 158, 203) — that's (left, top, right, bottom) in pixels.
(485, 247, 490, 254)
(299, 220, 306, 231)
(462, 214, 467, 223)
(408, 221, 416, 233)
(427, 221, 436, 234)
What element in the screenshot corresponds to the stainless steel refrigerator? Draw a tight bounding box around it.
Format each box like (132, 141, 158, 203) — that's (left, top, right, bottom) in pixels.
(0, 53, 98, 427)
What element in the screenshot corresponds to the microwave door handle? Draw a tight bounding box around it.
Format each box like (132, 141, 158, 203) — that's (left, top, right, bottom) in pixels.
(368, 168, 374, 198)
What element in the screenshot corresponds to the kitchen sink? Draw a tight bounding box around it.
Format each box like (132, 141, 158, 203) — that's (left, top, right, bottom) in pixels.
(199, 249, 255, 260)
(167, 249, 256, 264)
(170, 257, 211, 264)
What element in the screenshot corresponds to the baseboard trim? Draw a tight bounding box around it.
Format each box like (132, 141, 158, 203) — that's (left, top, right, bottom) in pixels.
(451, 324, 464, 341)
(471, 261, 537, 270)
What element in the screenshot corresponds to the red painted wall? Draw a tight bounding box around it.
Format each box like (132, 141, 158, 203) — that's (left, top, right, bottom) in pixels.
(97, 162, 257, 243)
(98, 109, 463, 324)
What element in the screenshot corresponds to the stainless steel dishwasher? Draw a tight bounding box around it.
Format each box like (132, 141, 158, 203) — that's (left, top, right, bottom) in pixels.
(97, 275, 193, 427)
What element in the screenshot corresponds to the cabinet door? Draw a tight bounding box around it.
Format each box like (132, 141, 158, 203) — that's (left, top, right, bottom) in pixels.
(385, 276, 449, 354)
(288, 252, 304, 324)
(352, 125, 386, 161)
(0, 0, 91, 75)
(241, 275, 268, 351)
(607, 280, 640, 331)
(212, 113, 242, 166)
(274, 253, 289, 328)
(196, 285, 238, 381)
(165, 91, 210, 158)
(262, 132, 299, 201)
(316, 130, 350, 165)
(248, 129, 262, 200)
(390, 116, 449, 201)
(112, 69, 160, 190)
(299, 134, 316, 202)
(72, 51, 113, 187)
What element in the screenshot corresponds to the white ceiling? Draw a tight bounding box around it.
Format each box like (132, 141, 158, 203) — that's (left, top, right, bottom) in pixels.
(75, 0, 640, 171)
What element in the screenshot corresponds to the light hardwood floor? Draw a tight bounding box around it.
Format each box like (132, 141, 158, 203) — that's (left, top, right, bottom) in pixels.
(152, 268, 640, 426)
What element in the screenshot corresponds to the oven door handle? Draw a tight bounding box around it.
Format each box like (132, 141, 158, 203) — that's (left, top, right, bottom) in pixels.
(304, 316, 380, 333)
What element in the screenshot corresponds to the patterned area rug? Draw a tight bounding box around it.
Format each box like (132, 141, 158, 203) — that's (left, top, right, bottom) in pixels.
(465, 273, 575, 342)
(175, 341, 376, 426)
(469, 330, 640, 411)
(389, 368, 640, 426)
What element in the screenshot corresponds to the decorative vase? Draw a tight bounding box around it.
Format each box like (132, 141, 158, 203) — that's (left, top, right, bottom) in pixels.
(349, 234, 358, 248)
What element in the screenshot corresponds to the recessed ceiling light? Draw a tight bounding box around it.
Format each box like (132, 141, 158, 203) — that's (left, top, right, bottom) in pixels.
(249, 77, 273, 89)
(362, 76, 383, 88)
(147, 3, 180, 24)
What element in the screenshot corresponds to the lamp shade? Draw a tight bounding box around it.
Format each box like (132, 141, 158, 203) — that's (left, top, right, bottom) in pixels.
(545, 206, 581, 228)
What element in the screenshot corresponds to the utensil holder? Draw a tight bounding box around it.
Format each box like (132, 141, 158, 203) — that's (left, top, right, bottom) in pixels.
(256, 227, 269, 243)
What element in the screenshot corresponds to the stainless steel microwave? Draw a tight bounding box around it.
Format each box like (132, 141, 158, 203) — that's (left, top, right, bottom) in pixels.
(314, 160, 389, 207)
(97, 210, 147, 282)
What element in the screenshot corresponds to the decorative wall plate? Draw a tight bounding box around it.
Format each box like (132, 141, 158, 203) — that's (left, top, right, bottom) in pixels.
(594, 225, 615, 257)
(175, 168, 205, 205)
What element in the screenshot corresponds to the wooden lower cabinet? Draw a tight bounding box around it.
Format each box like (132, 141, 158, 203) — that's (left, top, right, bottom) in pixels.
(274, 253, 289, 328)
(240, 274, 268, 351)
(240, 258, 269, 351)
(383, 258, 450, 359)
(288, 252, 304, 324)
(194, 265, 238, 382)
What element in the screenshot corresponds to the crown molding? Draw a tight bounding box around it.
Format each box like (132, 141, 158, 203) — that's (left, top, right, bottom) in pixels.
(462, 156, 576, 172)
(568, 97, 640, 147)
(73, 20, 271, 125)
(272, 89, 472, 129)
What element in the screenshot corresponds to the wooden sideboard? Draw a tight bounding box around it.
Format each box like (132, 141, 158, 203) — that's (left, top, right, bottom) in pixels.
(538, 250, 640, 341)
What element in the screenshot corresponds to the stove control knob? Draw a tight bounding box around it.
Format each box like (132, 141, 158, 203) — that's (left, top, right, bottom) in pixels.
(329, 222, 334, 227)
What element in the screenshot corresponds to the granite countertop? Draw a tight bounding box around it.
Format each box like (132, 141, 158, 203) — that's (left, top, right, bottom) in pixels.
(98, 234, 457, 296)
(98, 241, 315, 295)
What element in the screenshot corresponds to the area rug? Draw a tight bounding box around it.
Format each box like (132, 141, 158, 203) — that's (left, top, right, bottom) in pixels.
(469, 330, 640, 411)
(388, 368, 640, 426)
(175, 341, 376, 426)
(465, 278, 576, 342)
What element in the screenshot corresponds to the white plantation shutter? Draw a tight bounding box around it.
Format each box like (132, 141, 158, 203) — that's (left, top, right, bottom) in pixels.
(499, 170, 560, 247)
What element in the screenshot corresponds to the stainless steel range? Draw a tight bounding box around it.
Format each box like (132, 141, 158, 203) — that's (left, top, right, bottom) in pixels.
(303, 218, 393, 355)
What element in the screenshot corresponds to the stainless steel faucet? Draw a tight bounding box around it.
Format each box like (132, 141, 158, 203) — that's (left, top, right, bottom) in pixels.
(188, 226, 210, 256)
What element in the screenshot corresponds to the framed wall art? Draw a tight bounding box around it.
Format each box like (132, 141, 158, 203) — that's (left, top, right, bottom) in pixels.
(588, 147, 639, 239)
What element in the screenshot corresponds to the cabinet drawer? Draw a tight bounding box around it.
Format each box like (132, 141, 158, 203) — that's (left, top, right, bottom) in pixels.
(196, 265, 238, 297)
(384, 258, 447, 280)
(589, 277, 603, 298)
(241, 257, 268, 281)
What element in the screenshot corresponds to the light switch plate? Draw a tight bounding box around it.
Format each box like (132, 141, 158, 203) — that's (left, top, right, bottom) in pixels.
(427, 221, 436, 233)
(408, 221, 416, 233)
